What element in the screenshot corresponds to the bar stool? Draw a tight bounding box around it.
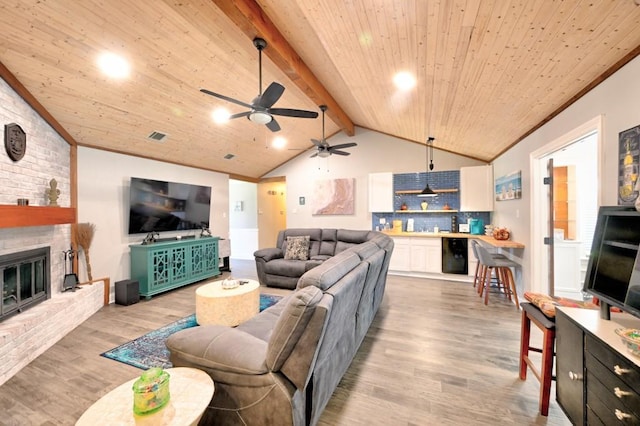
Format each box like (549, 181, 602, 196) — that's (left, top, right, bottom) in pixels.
(475, 242, 519, 308)
(470, 240, 505, 290)
(519, 302, 555, 416)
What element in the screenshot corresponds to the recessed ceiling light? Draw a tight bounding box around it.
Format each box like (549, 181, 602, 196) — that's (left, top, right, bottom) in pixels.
(97, 52, 130, 79)
(272, 136, 286, 149)
(393, 71, 416, 91)
(211, 107, 230, 124)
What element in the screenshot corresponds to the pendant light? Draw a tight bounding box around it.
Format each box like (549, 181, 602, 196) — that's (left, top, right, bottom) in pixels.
(418, 137, 437, 197)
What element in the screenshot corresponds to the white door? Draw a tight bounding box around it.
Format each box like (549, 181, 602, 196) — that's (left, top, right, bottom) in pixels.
(530, 117, 601, 296)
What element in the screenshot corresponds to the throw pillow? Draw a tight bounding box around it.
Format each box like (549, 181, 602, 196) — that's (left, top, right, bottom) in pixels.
(284, 236, 310, 260)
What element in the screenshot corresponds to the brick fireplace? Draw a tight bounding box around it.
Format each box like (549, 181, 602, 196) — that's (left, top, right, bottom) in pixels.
(0, 77, 104, 386)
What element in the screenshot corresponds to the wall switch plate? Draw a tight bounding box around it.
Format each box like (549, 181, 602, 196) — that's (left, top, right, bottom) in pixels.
(380, 218, 386, 224)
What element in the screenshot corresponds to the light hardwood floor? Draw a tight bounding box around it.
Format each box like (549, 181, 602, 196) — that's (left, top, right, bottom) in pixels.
(0, 260, 570, 425)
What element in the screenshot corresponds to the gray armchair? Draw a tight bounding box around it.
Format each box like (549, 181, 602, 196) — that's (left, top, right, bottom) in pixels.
(167, 286, 328, 425)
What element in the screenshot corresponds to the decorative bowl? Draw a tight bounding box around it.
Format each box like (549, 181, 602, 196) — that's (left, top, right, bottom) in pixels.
(615, 328, 640, 357)
(222, 279, 239, 290)
(493, 227, 510, 240)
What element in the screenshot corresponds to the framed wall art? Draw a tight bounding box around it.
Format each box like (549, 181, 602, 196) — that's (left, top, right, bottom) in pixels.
(495, 170, 522, 201)
(618, 124, 639, 206)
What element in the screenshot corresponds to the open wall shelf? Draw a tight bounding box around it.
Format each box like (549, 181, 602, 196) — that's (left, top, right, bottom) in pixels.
(395, 188, 458, 194)
(395, 210, 458, 213)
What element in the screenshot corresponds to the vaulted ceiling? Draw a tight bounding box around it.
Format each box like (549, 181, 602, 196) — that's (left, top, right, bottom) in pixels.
(1, 0, 640, 181)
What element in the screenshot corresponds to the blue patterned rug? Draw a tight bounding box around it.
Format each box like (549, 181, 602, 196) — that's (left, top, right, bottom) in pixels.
(101, 294, 282, 370)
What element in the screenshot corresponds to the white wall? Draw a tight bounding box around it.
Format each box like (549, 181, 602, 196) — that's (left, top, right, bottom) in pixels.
(265, 127, 485, 230)
(229, 179, 258, 259)
(229, 180, 258, 228)
(77, 147, 229, 300)
(492, 55, 640, 292)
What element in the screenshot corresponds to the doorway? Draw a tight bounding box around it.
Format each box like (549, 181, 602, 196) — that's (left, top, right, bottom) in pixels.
(530, 116, 602, 296)
(257, 177, 287, 249)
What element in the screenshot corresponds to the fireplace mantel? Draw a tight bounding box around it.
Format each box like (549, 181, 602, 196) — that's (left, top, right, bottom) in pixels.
(0, 205, 76, 228)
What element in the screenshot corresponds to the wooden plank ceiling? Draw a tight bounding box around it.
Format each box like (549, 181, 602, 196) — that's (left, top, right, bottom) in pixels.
(1, 0, 639, 180)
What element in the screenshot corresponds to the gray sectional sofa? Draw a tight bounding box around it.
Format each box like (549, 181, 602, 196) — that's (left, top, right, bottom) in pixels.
(166, 229, 393, 425)
(254, 228, 382, 289)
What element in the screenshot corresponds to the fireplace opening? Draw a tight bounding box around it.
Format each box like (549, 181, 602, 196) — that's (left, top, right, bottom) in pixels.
(1, 247, 51, 322)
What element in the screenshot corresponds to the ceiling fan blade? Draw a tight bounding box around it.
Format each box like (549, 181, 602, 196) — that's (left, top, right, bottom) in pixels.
(330, 150, 351, 156)
(266, 117, 281, 132)
(258, 82, 285, 108)
(329, 142, 357, 150)
(310, 138, 324, 147)
(200, 89, 254, 109)
(229, 111, 250, 119)
(270, 108, 319, 119)
(310, 152, 319, 158)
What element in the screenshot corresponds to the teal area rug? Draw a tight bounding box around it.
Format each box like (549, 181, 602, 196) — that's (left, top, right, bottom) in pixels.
(101, 293, 282, 370)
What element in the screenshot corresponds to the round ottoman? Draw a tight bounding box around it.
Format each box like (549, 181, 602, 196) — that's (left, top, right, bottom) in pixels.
(195, 279, 260, 326)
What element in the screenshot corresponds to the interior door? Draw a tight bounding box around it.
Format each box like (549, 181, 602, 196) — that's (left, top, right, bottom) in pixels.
(546, 158, 555, 296)
(257, 178, 287, 249)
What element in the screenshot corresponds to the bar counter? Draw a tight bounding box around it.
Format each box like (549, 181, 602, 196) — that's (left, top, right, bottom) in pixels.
(382, 231, 525, 249)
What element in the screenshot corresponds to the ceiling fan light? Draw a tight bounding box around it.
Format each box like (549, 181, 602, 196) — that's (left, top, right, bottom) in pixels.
(417, 184, 437, 197)
(249, 111, 272, 124)
(318, 150, 331, 158)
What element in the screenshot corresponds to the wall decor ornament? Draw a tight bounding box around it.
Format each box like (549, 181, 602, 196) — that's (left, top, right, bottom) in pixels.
(46, 178, 61, 206)
(4, 123, 26, 162)
(618, 124, 639, 205)
(495, 170, 522, 201)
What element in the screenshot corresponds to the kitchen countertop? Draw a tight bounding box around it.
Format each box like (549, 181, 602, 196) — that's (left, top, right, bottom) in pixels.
(382, 231, 525, 248)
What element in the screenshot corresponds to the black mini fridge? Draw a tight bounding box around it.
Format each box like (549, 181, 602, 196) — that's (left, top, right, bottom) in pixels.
(442, 237, 468, 274)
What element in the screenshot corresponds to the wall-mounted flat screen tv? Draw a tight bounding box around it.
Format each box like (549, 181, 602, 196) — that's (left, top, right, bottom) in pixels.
(583, 206, 640, 320)
(128, 177, 211, 234)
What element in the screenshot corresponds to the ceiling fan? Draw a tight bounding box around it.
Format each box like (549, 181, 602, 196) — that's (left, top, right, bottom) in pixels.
(200, 38, 318, 132)
(310, 105, 357, 158)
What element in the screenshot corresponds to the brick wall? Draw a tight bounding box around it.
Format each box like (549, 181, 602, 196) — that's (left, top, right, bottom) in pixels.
(0, 77, 103, 386)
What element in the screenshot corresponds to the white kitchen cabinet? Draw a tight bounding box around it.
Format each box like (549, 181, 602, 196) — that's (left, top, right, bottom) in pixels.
(368, 172, 394, 212)
(468, 243, 478, 279)
(390, 237, 441, 273)
(460, 165, 494, 212)
(389, 237, 411, 271)
(410, 239, 428, 272)
(414, 238, 442, 273)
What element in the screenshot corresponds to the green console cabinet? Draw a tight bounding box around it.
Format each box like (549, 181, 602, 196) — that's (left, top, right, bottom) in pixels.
(130, 237, 220, 298)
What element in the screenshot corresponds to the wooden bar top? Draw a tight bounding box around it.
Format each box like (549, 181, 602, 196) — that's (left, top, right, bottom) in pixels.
(382, 231, 525, 249)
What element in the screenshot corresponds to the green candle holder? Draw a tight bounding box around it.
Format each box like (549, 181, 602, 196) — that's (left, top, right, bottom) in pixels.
(132, 367, 171, 415)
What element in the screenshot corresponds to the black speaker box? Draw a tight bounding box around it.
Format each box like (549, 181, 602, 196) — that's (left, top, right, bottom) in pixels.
(115, 279, 139, 306)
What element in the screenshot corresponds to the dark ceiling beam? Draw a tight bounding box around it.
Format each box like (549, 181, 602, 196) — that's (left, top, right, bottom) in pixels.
(212, 0, 355, 136)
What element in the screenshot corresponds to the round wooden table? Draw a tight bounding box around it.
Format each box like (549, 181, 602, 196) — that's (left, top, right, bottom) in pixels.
(76, 367, 213, 426)
(195, 279, 260, 326)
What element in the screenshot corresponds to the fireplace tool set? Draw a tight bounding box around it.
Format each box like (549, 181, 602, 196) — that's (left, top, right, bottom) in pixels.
(62, 248, 80, 292)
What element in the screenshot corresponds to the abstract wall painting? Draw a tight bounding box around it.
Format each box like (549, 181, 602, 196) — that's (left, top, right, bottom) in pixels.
(312, 178, 355, 215)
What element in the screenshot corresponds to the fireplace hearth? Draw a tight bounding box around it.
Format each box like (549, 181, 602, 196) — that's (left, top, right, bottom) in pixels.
(1, 247, 51, 322)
